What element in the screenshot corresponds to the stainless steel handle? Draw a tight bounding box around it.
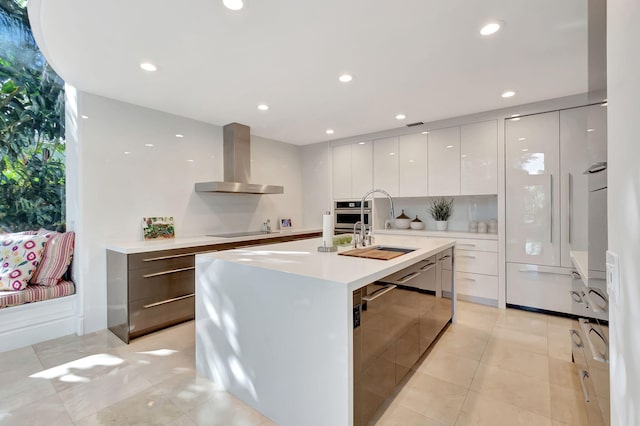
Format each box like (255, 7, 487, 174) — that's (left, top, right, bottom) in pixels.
(457, 243, 477, 248)
(363, 284, 397, 302)
(570, 329, 584, 348)
(550, 173, 553, 244)
(584, 287, 609, 313)
(143, 253, 194, 262)
(518, 268, 569, 276)
(439, 255, 451, 261)
(569, 290, 585, 304)
(585, 161, 607, 174)
(578, 370, 590, 402)
(568, 173, 573, 244)
(571, 271, 581, 280)
(458, 255, 476, 259)
(579, 318, 609, 363)
(458, 277, 476, 282)
(419, 262, 436, 271)
(397, 272, 421, 284)
(142, 266, 195, 278)
(143, 293, 195, 309)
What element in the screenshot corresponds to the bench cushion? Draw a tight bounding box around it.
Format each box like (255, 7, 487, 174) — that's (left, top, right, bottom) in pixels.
(0, 281, 76, 308)
(0, 235, 48, 291)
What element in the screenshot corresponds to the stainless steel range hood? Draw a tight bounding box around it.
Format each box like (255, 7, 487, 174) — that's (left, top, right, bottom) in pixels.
(195, 123, 284, 194)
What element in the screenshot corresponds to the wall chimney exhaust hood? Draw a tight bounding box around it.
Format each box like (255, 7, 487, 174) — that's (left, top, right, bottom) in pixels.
(195, 123, 284, 194)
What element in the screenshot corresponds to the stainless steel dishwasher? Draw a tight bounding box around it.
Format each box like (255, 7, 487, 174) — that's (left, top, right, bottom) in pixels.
(353, 249, 453, 425)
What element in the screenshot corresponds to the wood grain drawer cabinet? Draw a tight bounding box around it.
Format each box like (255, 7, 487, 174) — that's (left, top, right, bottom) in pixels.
(107, 232, 320, 343)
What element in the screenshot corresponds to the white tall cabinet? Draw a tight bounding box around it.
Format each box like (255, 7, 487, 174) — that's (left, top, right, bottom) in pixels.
(373, 137, 399, 197)
(398, 133, 428, 197)
(332, 141, 373, 200)
(506, 106, 601, 314)
(427, 127, 460, 196)
(461, 121, 498, 195)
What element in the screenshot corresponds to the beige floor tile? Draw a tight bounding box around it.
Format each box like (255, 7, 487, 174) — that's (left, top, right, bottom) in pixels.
(187, 391, 267, 426)
(549, 384, 589, 425)
(547, 327, 573, 361)
(395, 371, 468, 425)
(167, 413, 199, 426)
(548, 358, 582, 390)
(33, 329, 126, 369)
(0, 393, 73, 426)
(456, 390, 552, 426)
(470, 363, 551, 418)
(481, 340, 550, 382)
(433, 328, 489, 361)
(0, 362, 57, 412)
(377, 404, 446, 425)
(454, 310, 499, 332)
(416, 347, 479, 388)
(547, 315, 577, 329)
(490, 325, 548, 355)
(495, 308, 548, 337)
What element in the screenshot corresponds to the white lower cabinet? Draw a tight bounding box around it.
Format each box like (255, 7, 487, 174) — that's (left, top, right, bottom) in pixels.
(456, 272, 498, 300)
(506, 263, 574, 313)
(454, 238, 498, 304)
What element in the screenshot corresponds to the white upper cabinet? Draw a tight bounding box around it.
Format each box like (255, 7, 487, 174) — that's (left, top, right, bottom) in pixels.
(461, 120, 498, 195)
(428, 126, 460, 196)
(505, 111, 561, 266)
(373, 137, 399, 197)
(332, 142, 372, 200)
(398, 133, 428, 197)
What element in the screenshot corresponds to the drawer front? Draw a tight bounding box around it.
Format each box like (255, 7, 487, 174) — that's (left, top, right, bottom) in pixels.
(455, 272, 498, 299)
(437, 249, 453, 270)
(128, 268, 195, 302)
(129, 294, 194, 338)
(378, 256, 436, 290)
(506, 263, 573, 314)
(456, 250, 498, 275)
(129, 251, 196, 274)
(455, 238, 498, 253)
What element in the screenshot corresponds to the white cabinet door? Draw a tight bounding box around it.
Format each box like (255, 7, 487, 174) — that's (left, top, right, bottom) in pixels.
(351, 141, 373, 198)
(332, 144, 351, 200)
(506, 263, 573, 314)
(505, 112, 561, 266)
(560, 107, 591, 268)
(428, 127, 460, 196)
(373, 137, 399, 197)
(461, 120, 498, 195)
(399, 133, 428, 197)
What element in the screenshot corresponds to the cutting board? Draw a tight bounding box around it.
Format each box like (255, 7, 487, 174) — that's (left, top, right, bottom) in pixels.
(338, 247, 405, 260)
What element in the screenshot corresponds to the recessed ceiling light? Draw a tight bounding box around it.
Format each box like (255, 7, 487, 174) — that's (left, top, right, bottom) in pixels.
(409, 159, 415, 163)
(518, 137, 527, 141)
(175, 134, 184, 138)
(358, 142, 366, 145)
(186, 159, 195, 162)
(325, 129, 334, 135)
(522, 148, 529, 152)
(144, 143, 154, 147)
(502, 90, 516, 98)
(81, 115, 89, 119)
(395, 114, 406, 120)
(480, 22, 501, 36)
(223, 0, 243, 10)
(587, 128, 595, 132)
(389, 152, 396, 156)
(461, 155, 467, 158)
(339, 74, 353, 83)
(140, 62, 157, 72)
(421, 131, 430, 134)
(446, 145, 453, 149)
(124, 151, 131, 155)
(257, 104, 269, 111)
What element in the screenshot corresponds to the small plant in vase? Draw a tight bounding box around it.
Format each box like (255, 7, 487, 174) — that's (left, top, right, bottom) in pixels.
(428, 198, 454, 231)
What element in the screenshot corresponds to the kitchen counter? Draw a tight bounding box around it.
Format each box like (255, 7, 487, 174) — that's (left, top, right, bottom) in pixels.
(106, 228, 321, 254)
(195, 235, 455, 426)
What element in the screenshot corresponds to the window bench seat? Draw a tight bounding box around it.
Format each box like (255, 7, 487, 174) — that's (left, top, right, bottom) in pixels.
(0, 281, 75, 308)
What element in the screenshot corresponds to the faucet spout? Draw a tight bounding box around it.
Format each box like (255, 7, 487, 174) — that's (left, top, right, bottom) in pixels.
(359, 189, 395, 245)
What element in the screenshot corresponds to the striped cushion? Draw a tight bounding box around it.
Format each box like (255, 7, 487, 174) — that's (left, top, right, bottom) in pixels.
(30, 230, 75, 287)
(0, 280, 75, 308)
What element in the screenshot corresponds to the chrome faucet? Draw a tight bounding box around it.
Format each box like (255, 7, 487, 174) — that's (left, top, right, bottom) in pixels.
(359, 189, 395, 246)
(262, 219, 271, 233)
(353, 221, 365, 248)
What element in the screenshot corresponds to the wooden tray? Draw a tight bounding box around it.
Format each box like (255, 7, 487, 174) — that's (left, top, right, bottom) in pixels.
(338, 247, 405, 260)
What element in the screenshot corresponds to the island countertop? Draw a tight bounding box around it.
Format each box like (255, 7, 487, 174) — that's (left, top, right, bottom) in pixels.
(196, 234, 456, 291)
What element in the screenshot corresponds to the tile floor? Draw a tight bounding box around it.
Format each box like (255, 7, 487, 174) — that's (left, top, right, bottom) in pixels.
(0, 301, 599, 425)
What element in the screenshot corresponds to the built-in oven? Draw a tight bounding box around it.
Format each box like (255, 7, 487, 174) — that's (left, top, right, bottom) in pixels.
(334, 200, 370, 233)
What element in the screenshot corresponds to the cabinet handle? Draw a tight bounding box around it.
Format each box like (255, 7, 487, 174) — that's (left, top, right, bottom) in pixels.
(439, 255, 451, 261)
(578, 369, 590, 403)
(579, 318, 609, 363)
(142, 253, 194, 262)
(518, 268, 569, 276)
(571, 271, 581, 280)
(363, 284, 397, 302)
(457, 243, 477, 248)
(458, 255, 476, 259)
(143, 293, 195, 309)
(142, 266, 195, 278)
(550, 173, 554, 244)
(570, 329, 584, 348)
(569, 290, 585, 304)
(397, 271, 422, 284)
(568, 173, 573, 244)
(458, 277, 476, 282)
(419, 262, 436, 271)
(584, 287, 609, 313)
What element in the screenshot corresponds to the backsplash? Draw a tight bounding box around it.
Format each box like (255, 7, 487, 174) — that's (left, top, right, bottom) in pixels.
(371, 195, 498, 233)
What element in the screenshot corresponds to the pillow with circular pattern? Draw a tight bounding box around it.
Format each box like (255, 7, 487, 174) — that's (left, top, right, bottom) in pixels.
(0, 234, 48, 291)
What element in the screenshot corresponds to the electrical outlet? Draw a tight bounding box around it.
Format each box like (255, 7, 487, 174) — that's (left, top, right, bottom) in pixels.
(606, 250, 620, 303)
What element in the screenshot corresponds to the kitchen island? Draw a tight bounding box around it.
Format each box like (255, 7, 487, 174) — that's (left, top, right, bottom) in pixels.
(195, 235, 456, 426)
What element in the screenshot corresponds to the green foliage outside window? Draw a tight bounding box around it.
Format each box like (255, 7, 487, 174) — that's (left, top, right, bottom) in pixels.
(0, 0, 66, 232)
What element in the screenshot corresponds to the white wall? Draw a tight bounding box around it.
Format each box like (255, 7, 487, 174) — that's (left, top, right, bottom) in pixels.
(68, 92, 303, 333)
(607, 1, 640, 423)
(300, 142, 331, 228)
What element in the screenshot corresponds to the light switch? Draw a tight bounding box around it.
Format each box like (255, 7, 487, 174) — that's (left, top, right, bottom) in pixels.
(606, 250, 620, 303)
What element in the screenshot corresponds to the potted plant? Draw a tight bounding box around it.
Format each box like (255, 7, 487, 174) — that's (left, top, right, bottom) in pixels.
(428, 198, 454, 231)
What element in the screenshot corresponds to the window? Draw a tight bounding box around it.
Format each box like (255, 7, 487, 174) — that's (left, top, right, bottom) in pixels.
(0, 0, 66, 232)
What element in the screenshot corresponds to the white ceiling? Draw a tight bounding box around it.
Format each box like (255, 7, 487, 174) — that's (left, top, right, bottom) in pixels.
(28, 0, 588, 145)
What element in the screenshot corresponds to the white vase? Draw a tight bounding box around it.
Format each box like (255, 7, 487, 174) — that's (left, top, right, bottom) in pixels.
(436, 220, 448, 231)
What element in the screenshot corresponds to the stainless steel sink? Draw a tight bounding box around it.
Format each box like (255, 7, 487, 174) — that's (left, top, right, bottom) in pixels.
(206, 231, 278, 238)
(372, 246, 416, 254)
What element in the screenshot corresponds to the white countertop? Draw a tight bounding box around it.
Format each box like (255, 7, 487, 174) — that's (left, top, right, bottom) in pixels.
(197, 234, 456, 291)
(374, 228, 498, 240)
(570, 250, 589, 283)
(106, 228, 321, 254)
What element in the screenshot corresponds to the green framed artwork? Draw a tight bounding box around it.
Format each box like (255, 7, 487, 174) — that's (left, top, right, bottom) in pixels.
(142, 217, 175, 240)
